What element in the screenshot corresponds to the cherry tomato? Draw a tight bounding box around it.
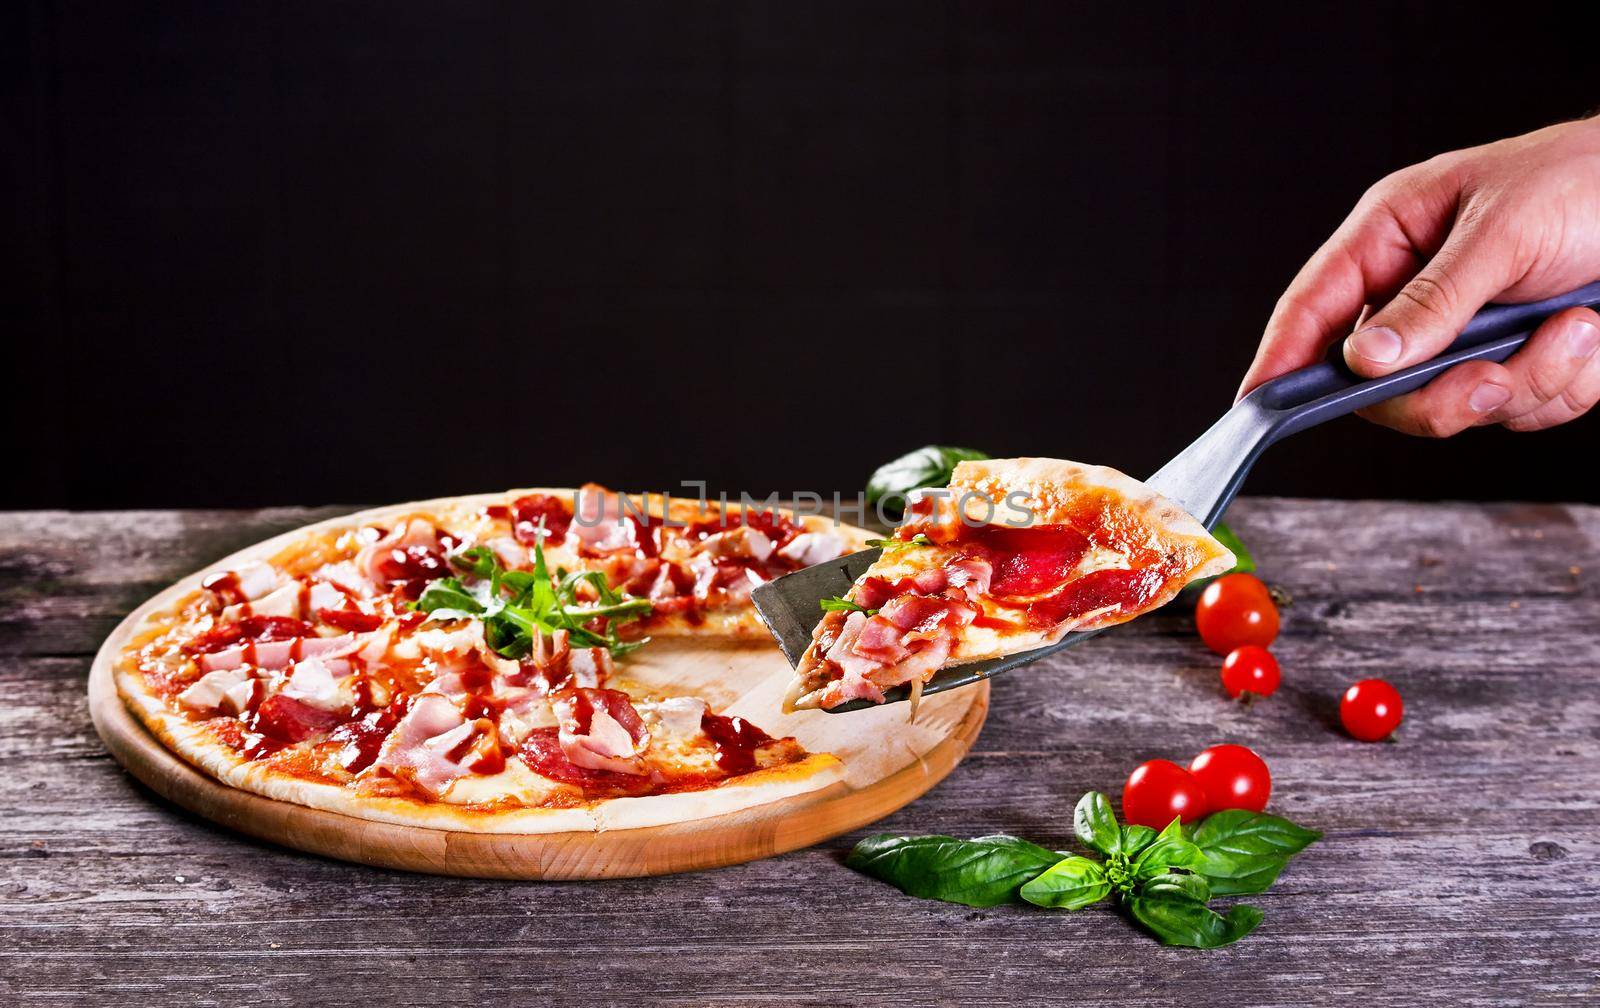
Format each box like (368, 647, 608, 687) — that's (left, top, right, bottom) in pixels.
(1221, 645, 1281, 699)
(1188, 743, 1271, 813)
(1122, 759, 1210, 829)
(1195, 573, 1279, 655)
(1341, 678, 1404, 742)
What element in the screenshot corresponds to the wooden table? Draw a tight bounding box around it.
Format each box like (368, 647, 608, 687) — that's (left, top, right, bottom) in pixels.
(3, 499, 1596, 1006)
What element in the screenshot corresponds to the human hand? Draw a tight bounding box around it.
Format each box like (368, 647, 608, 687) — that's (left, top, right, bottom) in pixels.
(1239, 117, 1600, 436)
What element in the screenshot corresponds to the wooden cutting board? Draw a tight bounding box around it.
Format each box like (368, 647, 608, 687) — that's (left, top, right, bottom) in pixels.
(87, 493, 990, 880)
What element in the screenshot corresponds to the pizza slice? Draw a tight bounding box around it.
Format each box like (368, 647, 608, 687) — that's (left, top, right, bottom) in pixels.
(784, 457, 1235, 711)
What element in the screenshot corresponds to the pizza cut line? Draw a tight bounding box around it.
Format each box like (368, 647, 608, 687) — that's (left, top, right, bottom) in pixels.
(114, 486, 864, 832)
(785, 458, 1235, 711)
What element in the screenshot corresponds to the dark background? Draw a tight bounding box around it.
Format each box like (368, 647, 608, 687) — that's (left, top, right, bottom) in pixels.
(7, 2, 1599, 510)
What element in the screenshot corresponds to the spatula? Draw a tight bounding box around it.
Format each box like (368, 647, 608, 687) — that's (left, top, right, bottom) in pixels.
(753, 280, 1600, 712)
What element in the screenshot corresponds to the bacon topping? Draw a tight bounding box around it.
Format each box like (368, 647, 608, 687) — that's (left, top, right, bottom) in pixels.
(519, 728, 649, 790)
(183, 616, 314, 655)
(570, 485, 658, 557)
(368, 693, 501, 797)
(357, 519, 456, 599)
(805, 556, 994, 707)
(201, 561, 279, 607)
(552, 687, 650, 776)
(329, 697, 407, 774)
(508, 492, 573, 546)
(195, 632, 360, 673)
(177, 667, 250, 712)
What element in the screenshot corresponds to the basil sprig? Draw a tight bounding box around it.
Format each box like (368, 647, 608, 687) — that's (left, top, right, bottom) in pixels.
(865, 445, 991, 519)
(411, 537, 651, 660)
(847, 791, 1319, 950)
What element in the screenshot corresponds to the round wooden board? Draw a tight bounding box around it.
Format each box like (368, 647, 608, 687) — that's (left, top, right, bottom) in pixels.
(88, 491, 990, 879)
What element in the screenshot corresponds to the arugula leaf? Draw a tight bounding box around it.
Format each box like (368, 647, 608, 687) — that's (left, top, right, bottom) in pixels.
(1072, 791, 1123, 857)
(1132, 817, 1207, 880)
(820, 597, 877, 615)
(413, 578, 485, 616)
(1188, 810, 1322, 896)
(1020, 856, 1111, 910)
(410, 536, 651, 660)
(846, 833, 1062, 908)
(866, 446, 991, 518)
(1131, 883, 1263, 949)
(449, 546, 501, 580)
(864, 534, 933, 551)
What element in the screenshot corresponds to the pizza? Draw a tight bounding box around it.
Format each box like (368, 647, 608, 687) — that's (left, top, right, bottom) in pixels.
(785, 458, 1235, 711)
(113, 486, 867, 832)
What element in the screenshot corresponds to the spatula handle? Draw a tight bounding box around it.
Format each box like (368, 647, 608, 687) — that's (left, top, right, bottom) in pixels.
(1255, 279, 1600, 434)
(1148, 278, 1600, 527)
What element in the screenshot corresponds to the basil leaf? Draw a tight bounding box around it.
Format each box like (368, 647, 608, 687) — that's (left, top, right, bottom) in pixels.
(1118, 824, 1158, 856)
(1178, 520, 1256, 599)
(1130, 884, 1263, 948)
(846, 833, 1061, 908)
(1191, 810, 1321, 858)
(1192, 853, 1289, 896)
(866, 446, 991, 517)
(1132, 818, 1207, 880)
(1189, 810, 1322, 896)
(1020, 856, 1111, 910)
(1073, 791, 1122, 856)
(1211, 521, 1256, 575)
(1143, 871, 1210, 902)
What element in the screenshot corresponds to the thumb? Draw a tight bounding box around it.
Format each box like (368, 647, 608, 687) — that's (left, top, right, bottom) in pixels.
(1343, 217, 1512, 377)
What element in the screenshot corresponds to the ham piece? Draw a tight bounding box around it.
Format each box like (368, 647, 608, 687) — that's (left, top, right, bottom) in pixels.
(552, 687, 650, 776)
(812, 557, 994, 708)
(197, 633, 361, 673)
(370, 693, 498, 798)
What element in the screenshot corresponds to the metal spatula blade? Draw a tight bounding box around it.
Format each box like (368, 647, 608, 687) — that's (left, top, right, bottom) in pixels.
(751, 281, 1600, 713)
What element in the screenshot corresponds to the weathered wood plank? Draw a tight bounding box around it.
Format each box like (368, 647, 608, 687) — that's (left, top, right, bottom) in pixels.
(1, 498, 1596, 1007)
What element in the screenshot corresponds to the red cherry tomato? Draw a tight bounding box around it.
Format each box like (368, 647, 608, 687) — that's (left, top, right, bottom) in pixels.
(1188, 744, 1271, 813)
(1341, 678, 1404, 742)
(1221, 645, 1281, 699)
(1122, 759, 1210, 829)
(1195, 573, 1279, 655)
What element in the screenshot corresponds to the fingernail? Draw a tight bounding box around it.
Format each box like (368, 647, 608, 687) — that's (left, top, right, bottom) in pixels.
(1469, 381, 1511, 413)
(1349, 326, 1403, 365)
(1567, 320, 1600, 360)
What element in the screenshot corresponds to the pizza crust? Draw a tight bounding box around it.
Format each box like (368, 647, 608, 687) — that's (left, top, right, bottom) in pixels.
(944, 457, 1223, 551)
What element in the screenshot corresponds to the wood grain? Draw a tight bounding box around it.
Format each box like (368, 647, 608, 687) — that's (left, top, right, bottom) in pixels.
(3, 499, 1598, 1006)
